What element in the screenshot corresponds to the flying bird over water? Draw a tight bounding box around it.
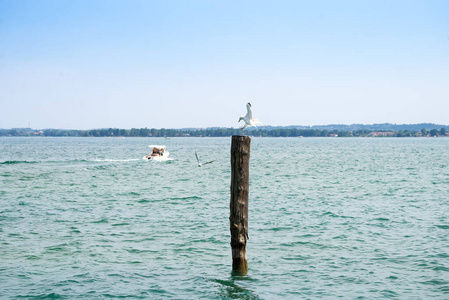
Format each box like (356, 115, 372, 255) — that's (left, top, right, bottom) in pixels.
(195, 150, 215, 167)
(238, 102, 266, 130)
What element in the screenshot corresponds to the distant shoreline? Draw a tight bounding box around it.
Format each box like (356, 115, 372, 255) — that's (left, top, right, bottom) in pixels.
(1, 125, 448, 138)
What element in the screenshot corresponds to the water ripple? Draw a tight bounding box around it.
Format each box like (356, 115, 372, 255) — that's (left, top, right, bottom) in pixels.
(1, 137, 449, 298)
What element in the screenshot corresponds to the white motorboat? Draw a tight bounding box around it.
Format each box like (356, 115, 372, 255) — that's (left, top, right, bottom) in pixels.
(143, 145, 170, 161)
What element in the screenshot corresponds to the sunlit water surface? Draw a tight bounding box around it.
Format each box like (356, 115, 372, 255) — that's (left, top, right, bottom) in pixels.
(1, 137, 448, 299)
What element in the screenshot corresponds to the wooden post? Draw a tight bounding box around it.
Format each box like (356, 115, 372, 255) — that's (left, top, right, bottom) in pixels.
(230, 135, 251, 275)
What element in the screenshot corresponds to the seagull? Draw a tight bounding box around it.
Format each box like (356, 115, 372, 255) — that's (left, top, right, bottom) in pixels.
(238, 102, 266, 130)
(195, 150, 215, 167)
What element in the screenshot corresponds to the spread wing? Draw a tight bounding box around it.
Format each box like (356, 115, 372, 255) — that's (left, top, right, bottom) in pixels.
(195, 150, 200, 164)
(252, 118, 266, 127)
(202, 160, 215, 165)
(245, 103, 252, 120)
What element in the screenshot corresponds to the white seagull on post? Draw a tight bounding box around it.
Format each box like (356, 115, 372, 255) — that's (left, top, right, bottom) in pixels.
(238, 102, 266, 130)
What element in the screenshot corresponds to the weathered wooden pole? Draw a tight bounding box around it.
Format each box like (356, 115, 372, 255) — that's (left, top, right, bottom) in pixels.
(230, 135, 251, 275)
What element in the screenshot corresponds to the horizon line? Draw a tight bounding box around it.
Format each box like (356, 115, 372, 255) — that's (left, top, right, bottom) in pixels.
(2, 122, 449, 131)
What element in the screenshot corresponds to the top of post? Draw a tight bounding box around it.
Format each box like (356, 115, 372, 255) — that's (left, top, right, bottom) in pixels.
(232, 135, 252, 141)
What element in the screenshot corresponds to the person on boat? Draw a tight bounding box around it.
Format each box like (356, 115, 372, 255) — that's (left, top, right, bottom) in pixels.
(152, 147, 160, 156)
(160, 148, 164, 156)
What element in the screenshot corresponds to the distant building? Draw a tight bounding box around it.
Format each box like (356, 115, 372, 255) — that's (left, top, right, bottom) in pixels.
(368, 132, 395, 137)
(329, 134, 338, 137)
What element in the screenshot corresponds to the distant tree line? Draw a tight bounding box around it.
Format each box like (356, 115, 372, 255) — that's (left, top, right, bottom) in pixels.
(292, 123, 449, 132)
(1, 127, 448, 137)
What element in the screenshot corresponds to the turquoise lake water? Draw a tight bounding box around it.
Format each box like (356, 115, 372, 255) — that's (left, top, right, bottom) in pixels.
(1, 137, 449, 299)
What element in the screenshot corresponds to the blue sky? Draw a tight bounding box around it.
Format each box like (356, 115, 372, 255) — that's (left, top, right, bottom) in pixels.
(1, 0, 448, 129)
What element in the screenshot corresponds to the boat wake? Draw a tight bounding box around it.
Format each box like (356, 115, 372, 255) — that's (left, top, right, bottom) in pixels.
(93, 159, 140, 162)
(144, 157, 174, 162)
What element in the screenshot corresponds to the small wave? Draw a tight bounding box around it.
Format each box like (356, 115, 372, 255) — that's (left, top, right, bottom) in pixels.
(208, 278, 259, 299)
(0, 160, 39, 165)
(24, 255, 41, 260)
(320, 211, 355, 219)
(432, 266, 449, 272)
(125, 248, 157, 254)
(267, 226, 292, 231)
(332, 234, 348, 239)
(435, 225, 449, 230)
(44, 244, 68, 252)
(169, 196, 203, 201)
(435, 253, 449, 258)
(118, 191, 141, 197)
(421, 279, 449, 286)
(282, 255, 312, 261)
(112, 222, 130, 226)
(92, 218, 109, 224)
(17, 293, 63, 299)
